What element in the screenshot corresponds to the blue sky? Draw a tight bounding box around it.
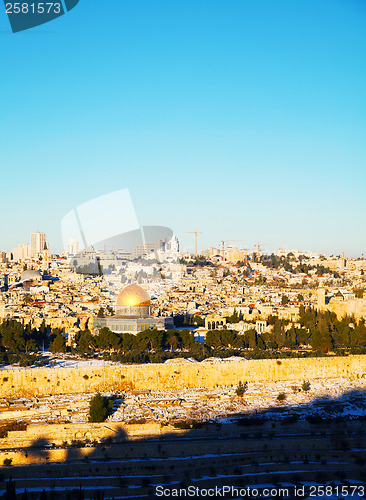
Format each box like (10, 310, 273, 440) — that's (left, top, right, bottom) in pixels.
(0, 0, 365, 256)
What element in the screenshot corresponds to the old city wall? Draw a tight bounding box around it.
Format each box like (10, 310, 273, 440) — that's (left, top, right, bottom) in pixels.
(0, 355, 366, 398)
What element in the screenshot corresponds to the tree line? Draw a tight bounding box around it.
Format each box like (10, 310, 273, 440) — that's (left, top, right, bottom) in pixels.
(74, 327, 208, 363)
(206, 306, 366, 354)
(0, 306, 365, 365)
(0, 319, 69, 366)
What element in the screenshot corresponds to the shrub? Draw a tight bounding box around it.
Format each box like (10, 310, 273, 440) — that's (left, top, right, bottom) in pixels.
(302, 380, 310, 392)
(235, 380, 248, 397)
(277, 392, 286, 402)
(3, 458, 12, 466)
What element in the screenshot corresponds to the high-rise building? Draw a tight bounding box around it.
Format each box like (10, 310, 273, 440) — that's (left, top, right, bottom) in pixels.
(30, 232, 46, 258)
(13, 243, 31, 261)
(68, 237, 79, 255)
(133, 236, 180, 260)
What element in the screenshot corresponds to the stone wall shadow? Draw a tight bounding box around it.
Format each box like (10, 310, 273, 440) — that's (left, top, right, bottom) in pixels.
(1, 389, 366, 499)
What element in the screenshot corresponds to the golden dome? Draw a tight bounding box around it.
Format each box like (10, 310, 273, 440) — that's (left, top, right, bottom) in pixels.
(116, 284, 150, 308)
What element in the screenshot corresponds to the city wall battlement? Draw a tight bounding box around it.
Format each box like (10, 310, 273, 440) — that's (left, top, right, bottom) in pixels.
(0, 355, 366, 398)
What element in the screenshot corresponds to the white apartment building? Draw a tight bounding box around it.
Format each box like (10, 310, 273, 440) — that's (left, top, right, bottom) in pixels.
(30, 232, 46, 258)
(13, 243, 31, 261)
(68, 237, 80, 255)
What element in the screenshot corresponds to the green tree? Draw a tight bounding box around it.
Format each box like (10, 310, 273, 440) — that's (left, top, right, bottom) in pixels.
(88, 393, 110, 422)
(243, 329, 257, 349)
(179, 329, 195, 349)
(136, 329, 163, 351)
(97, 307, 105, 318)
(49, 330, 66, 353)
(167, 333, 178, 351)
(96, 327, 121, 351)
(1, 319, 26, 353)
(226, 309, 240, 324)
(281, 295, 289, 305)
(21, 322, 36, 353)
(76, 330, 96, 355)
(192, 315, 204, 326)
(189, 341, 209, 361)
(310, 329, 333, 353)
(121, 333, 137, 352)
(205, 330, 236, 350)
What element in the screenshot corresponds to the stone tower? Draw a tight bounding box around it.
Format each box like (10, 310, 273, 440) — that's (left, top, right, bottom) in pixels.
(317, 288, 326, 310)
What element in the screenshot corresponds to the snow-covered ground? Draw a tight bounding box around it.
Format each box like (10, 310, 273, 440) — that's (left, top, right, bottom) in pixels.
(106, 377, 366, 423)
(1, 377, 365, 425)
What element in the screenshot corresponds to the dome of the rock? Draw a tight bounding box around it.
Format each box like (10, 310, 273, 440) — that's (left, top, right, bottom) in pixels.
(94, 284, 174, 333)
(116, 284, 150, 307)
(115, 284, 151, 317)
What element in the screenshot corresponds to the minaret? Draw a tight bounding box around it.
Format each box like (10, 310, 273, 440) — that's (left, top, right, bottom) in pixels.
(341, 251, 347, 268)
(317, 288, 326, 310)
(43, 242, 49, 273)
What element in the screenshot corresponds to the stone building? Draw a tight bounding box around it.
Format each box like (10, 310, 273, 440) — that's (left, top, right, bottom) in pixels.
(93, 284, 174, 334)
(317, 288, 366, 320)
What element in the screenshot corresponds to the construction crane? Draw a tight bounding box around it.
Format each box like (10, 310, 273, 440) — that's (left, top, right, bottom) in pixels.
(217, 240, 243, 261)
(252, 243, 272, 262)
(187, 231, 202, 257)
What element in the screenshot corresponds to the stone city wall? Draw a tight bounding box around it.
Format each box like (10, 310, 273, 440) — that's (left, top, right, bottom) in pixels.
(0, 355, 365, 398)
